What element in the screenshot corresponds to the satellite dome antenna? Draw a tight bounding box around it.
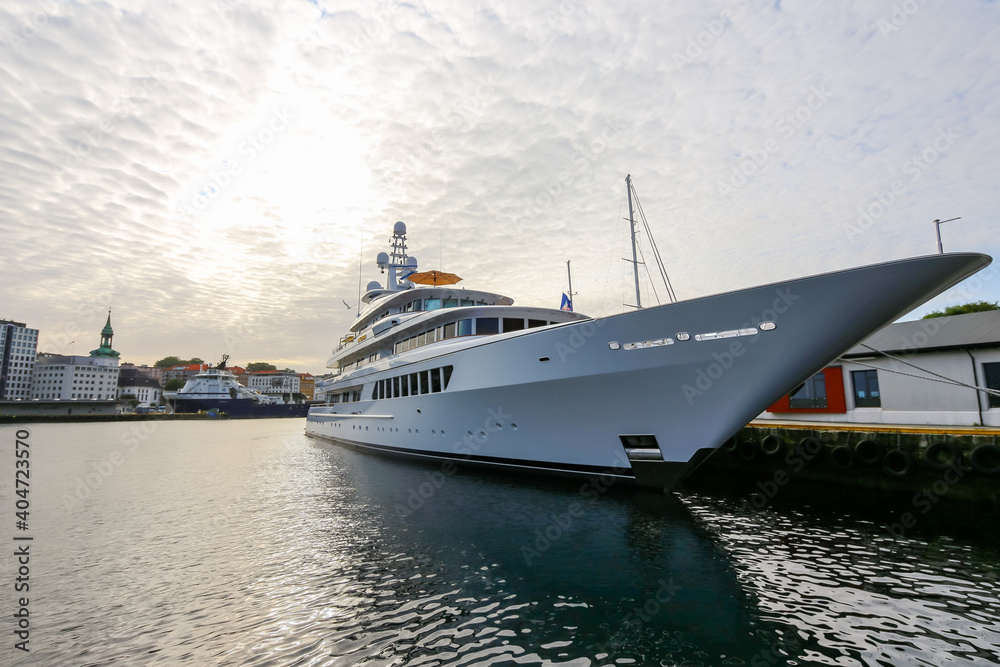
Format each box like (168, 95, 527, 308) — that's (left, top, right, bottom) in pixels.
(386, 221, 417, 289)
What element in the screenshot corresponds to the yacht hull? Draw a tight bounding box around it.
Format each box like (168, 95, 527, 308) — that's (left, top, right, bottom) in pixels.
(172, 397, 309, 418)
(307, 253, 990, 488)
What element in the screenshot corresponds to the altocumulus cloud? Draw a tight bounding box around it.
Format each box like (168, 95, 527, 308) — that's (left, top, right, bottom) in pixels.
(1, 0, 998, 371)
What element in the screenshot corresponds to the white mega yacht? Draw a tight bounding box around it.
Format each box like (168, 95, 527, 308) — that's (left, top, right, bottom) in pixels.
(306, 221, 990, 488)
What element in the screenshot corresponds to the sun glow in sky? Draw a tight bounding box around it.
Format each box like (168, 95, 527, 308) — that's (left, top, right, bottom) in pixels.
(2, 1, 999, 373)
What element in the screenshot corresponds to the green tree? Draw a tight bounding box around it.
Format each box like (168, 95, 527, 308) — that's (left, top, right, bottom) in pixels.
(247, 362, 277, 372)
(154, 356, 184, 368)
(189, 357, 205, 365)
(164, 379, 186, 391)
(923, 301, 999, 319)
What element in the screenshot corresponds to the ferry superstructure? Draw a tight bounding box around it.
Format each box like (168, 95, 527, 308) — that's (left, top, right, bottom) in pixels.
(166, 357, 309, 418)
(306, 221, 990, 488)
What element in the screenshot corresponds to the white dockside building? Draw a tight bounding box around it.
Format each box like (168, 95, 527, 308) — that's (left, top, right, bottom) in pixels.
(762, 310, 1000, 427)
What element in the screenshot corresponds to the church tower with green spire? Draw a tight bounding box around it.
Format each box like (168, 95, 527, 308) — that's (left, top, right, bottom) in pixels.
(90, 311, 120, 359)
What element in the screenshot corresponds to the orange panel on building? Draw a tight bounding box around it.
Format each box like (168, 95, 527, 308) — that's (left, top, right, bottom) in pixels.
(767, 366, 846, 414)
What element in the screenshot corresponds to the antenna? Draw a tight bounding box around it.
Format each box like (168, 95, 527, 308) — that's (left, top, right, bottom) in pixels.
(357, 220, 364, 310)
(934, 217, 961, 254)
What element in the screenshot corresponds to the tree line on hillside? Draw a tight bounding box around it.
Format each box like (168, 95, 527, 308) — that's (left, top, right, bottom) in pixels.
(153, 357, 296, 373)
(922, 301, 999, 319)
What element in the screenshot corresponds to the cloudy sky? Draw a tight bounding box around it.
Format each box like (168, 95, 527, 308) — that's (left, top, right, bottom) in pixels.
(2, 0, 998, 373)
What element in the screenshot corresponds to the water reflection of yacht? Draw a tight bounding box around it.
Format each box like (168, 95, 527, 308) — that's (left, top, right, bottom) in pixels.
(166, 356, 308, 418)
(307, 220, 989, 488)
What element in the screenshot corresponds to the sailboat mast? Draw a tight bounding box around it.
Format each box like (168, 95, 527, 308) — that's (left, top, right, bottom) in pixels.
(626, 174, 641, 309)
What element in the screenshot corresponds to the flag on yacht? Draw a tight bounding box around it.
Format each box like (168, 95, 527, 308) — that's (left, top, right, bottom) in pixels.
(560, 293, 573, 312)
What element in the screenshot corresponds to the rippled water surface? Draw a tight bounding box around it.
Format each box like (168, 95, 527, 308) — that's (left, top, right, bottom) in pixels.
(2, 420, 999, 665)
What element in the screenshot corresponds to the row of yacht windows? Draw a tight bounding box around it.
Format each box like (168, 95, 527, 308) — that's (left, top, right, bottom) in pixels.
(393, 317, 551, 354)
(329, 389, 363, 404)
(373, 365, 454, 400)
(373, 297, 495, 324)
(403, 297, 491, 312)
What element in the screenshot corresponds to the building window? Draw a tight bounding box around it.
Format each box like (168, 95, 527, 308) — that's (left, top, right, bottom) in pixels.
(984, 362, 1000, 408)
(851, 369, 881, 408)
(789, 372, 827, 409)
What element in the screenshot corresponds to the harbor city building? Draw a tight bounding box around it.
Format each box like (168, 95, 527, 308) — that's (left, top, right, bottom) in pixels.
(0, 320, 39, 400)
(247, 370, 301, 402)
(30, 312, 121, 401)
(761, 310, 1000, 427)
(116, 368, 163, 407)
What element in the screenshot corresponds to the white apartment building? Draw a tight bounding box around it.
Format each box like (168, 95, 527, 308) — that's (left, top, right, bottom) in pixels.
(30, 312, 121, 401)
(247, 371, 301, 401)
(0, 320, 39, 400)
(117, 368, 162, 406)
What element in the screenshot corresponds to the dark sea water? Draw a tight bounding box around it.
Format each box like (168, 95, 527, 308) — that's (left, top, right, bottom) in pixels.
(2, 420, 999, 666)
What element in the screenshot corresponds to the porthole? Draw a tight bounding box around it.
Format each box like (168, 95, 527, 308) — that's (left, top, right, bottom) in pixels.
(676, 332, 690, 341)
(608, 341, 621, 350)
(759, 322, 776, 331)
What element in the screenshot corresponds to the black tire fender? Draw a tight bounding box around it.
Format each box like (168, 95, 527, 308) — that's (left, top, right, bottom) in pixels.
(855, 439, 883, 466)
(761, 434, 785, 457)
(830, 445, 855, 470)
(925, 441, 960, 470)
(883, 449, 915, 478)
(738, 440, 759, 462)
(970, 444, 1000, 476)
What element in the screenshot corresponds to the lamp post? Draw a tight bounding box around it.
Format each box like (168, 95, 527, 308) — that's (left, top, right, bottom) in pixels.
(934, 217, 961, 254)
